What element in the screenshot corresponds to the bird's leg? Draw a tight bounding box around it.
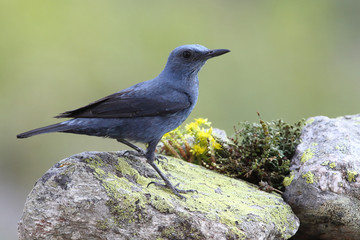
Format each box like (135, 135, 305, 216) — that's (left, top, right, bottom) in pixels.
(145, 139, 196, 199)
(117, 139, 145, 157)
(117, 138, 166, 164)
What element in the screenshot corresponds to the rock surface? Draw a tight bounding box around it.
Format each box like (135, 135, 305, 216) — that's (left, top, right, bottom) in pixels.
(283, 114, 360, 240)
(19, 151, 299, 240)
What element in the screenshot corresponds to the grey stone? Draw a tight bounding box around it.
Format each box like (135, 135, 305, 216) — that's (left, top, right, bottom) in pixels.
(19, 151, 299, 240)
(283, 114, 360, 240)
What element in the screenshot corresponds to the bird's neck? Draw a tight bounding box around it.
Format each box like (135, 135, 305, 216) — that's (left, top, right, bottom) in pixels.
(160, 66, 200, 83)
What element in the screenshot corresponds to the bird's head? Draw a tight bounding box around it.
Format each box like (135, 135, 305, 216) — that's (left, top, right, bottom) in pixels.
(163, 44, 230, 78)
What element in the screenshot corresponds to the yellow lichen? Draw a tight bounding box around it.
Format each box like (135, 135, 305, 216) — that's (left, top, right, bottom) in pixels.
(321, 161, 329, 166)
(302, 171, 315, 184)
(84, 153, 298, 239)
(283, 173, 295, 187)
(347, 170, 358, 182)
(300, 148, 315, 164)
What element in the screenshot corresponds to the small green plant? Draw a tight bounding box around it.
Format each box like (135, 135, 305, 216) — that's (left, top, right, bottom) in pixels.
(157, 114, 304, 191)
(219, 113, 304, 191)
(157, 118, 222, 169)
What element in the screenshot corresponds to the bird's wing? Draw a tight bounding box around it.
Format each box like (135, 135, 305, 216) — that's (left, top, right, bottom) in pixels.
(55, 90, 191, 118)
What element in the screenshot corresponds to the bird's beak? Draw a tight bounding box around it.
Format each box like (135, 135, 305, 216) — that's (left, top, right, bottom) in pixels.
(205, 49, 230, 59)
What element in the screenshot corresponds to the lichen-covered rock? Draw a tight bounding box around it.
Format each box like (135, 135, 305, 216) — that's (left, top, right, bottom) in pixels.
(19, 151, 299, 240)
(283, 114, 360, 240)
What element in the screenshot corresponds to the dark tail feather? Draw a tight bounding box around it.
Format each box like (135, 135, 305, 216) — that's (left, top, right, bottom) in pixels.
(17, 123, 72, 139)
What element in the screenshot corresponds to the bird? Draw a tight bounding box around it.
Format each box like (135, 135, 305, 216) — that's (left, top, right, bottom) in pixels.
(17, 44, 230, 198)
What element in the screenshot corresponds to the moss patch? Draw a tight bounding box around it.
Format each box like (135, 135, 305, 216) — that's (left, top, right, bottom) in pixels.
(283, 172, 295, 187)
(321, 161, 329, 166)
(300, 148, 316, 164)
(158, 117, 304, 192)
(83, 153, 298, 239)
(347, 170, 358, 182)
(96, 219, 110, 231)
(158, 219, 205, 240)
(329, 162, 336, 169)
(302, 171, 315, 184)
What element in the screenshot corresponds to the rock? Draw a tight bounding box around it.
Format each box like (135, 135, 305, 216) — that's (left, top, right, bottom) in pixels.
(19, 151, 299, 240)
(283, 114, 360, 240)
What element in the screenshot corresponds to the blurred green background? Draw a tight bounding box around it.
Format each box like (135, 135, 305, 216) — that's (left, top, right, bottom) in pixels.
(1, 0, 359, 238)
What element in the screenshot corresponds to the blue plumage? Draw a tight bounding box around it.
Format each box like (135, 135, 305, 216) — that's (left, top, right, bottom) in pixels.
(17, 44, 230, 198)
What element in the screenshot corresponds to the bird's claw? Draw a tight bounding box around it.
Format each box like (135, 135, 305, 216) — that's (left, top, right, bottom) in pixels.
(155, 155, 168, 164)
(147, 181, 197, 199)
(123, 150, 144, 158)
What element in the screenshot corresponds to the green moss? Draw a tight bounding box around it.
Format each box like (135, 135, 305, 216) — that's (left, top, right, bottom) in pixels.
(347, 170, 358, 182)
(335, 144, 350, 154)
(83, 156, 104, 167)
(300, 148, 315, 164)
(84, 157, 150, 226)
(149, 196, 175, 213)
(158, 116, 304, 192)
(159, 219, 205, 240)
(283, 173, 294, 187)
(96, 219, 110, 231)
(321, 161, 337, 169)
(219, 117, 304, 191)
(83, 154, 298, 239)
(302, 171, 315, 184)
(321, 161, 329, 166)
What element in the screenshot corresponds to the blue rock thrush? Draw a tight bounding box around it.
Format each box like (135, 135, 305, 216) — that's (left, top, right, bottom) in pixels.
(17, 44, 230, 198)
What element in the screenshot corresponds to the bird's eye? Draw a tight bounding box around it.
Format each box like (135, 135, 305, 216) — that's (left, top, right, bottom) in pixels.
(182, 50, 192, 58)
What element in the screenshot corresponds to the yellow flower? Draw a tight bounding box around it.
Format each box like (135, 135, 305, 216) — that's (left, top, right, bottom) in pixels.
(185, 122, 199, 133)
(212, 141, 222, 150)
(191, 144, 207, 156)
(196, 129, 211, 144)
(172, 127, 182, 136)
(160, 117, 222, 158)
(162, 132, 172, 139)
(195, 118, 211, 127)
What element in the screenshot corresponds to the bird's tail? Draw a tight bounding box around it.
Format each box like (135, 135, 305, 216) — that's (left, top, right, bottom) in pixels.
(17, 122, 72, 139)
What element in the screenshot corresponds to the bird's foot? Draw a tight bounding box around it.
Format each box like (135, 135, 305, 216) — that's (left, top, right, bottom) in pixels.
(147, 181, 197, 200)
(123, 149, 145, 158)
(155, 154, 168, 164)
